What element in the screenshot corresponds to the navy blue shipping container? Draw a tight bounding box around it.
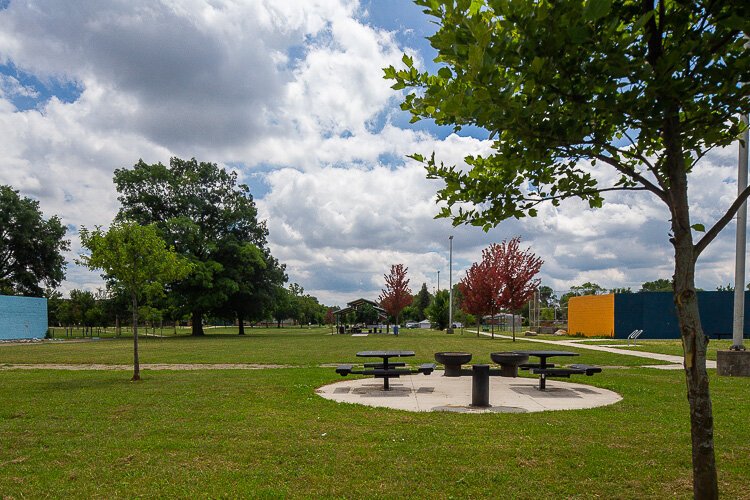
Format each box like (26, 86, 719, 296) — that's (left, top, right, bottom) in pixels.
(613, 291, 750, 339)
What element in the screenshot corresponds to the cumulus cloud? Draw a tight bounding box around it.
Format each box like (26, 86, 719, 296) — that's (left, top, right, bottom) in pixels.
(0, 0, 746, 304)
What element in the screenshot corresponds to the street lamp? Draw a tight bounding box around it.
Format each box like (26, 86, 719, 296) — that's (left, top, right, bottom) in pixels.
(437, 270, 440, 292)
(448, 235, 454, 334)
(732, 113, 749, 351)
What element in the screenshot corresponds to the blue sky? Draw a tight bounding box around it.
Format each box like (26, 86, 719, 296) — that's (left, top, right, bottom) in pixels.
(0, 0, 744, 306)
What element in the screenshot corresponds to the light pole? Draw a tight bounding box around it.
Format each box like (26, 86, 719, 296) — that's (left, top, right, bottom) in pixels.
(732, 113, 749, 351)
(448, 235, 454, 334)
(437, 270, 440, 292)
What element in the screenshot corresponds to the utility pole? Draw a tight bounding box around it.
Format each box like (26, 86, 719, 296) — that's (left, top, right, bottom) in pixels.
(732, 114, 749, 351)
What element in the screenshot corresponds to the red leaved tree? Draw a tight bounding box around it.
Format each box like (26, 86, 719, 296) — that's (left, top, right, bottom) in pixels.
(459, 256, 501, 337)
(379, 264, 413, 326)
(494, 237, 543, 341)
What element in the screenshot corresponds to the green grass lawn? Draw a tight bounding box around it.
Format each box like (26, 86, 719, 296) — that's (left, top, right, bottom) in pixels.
(583, 339, 738, 361)
(1, 328, 663, 367)
(1, 330, 747, 498)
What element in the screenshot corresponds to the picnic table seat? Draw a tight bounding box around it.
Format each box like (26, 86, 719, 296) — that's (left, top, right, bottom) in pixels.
(520, 362, 555, 370)
(568, 364, 602, 376)
(336, 364, 353, 376)
(335, 363, 436, 378)
(363, 361, 407, 368)
(418, 363, 436, 374)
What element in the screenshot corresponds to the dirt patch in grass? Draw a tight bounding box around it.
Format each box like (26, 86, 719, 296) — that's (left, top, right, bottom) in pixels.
(0, 363, 291, 371)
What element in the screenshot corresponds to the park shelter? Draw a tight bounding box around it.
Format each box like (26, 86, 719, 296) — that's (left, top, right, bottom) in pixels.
(418, 319, 431, 329)
(568, 291, 750, 339)
(333, 298, 387, 329)
(0, 295, 48, 339)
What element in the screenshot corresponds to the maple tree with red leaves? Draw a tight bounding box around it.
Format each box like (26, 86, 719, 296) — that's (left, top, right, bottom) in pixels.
(460, 238, 542, 339)
(459, 255, 501, 337)
(494, 237, 543, 341)
(379, 264, 413, 325)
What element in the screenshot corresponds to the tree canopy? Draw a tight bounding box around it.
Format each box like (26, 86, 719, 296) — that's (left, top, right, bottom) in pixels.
(426, 289, 450, 330)
(0, 185, 69, 296)
(379, 264, 413, 324)
(495, 237, 542, 340)
(640, 278, 673, 292)
(414, 282, 432, 320)
(387, 1, 750, 495)
(113, 157, 285, 335)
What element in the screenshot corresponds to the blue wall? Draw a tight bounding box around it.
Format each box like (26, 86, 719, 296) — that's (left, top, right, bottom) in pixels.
(613, 291, 750, 339)
(0, 295, 48, 339)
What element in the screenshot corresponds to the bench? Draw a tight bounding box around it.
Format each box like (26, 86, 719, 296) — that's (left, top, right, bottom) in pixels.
(334, 362, 436, 389)
(531, 364, 603, 391)
(569, 364, 603, 376)
(520, 363, 555, 371)
(363, 361, 407, 368)
(418, 363, 436, 375)
(336, 364, 353, 376)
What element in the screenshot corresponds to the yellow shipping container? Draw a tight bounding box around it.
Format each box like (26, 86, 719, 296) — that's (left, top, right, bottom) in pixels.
(568, 294, 615, 337)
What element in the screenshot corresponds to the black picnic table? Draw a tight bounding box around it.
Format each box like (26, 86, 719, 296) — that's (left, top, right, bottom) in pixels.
(515, 350, 579, 390)
(335, 350, 435, 391)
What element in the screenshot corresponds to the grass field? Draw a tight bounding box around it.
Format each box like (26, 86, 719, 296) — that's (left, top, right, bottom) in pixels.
(1, 329, 749, 498)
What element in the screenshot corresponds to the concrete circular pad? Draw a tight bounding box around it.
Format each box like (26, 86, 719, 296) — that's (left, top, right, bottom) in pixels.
(317, 370, 622, 413)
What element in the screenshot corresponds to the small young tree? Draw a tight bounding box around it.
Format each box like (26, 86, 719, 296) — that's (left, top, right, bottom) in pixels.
(414, 283, 432, 320)
(494, 237, 543, 341)
(79, 222, 192, 381)
(378, 264, 413, 325)
(425, 289, 450, 330)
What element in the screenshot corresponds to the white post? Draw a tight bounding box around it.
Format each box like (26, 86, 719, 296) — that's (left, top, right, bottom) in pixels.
(733, 114, 749, 351)
(448, 235, 454, 333)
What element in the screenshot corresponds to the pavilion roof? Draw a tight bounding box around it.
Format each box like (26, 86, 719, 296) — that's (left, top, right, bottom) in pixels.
(333, 297, 386, 317)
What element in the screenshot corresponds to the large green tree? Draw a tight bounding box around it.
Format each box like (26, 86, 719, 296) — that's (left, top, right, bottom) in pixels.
(80, 222, 192, 380)
(113, 157, 283, 336)
(213, 238, 286, 334)
(0, 185, 69, 296)
(640, 278, 673, 292)
(388, 1, 750, 496)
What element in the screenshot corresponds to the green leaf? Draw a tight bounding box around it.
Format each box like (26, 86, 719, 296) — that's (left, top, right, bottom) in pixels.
(691, 224, 706, 232)
(583, 0, 611, 22)
(468, 0, 483, 16)
(438, 67, 453, 79)
(402, 53, 414, 68)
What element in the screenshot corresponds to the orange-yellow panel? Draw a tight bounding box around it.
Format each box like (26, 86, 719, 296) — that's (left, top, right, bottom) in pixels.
(568, 294, 615, 337)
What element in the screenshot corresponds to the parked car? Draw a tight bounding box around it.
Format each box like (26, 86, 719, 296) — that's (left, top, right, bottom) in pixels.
(405, 322, 419, 329)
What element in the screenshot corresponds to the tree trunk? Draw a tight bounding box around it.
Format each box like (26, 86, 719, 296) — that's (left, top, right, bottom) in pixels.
(191, 310, 204, 336)
(238, 312, 245, 335)
(672, 219, 718, 498)
(131, 295, 141, 381)
(665, 132, 718, 497)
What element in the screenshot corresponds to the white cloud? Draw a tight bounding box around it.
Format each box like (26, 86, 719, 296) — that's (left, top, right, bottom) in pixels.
(0, 0, 747, 305)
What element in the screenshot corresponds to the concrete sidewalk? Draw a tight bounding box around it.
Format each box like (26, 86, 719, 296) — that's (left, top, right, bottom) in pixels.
(480, 333, 717, 369)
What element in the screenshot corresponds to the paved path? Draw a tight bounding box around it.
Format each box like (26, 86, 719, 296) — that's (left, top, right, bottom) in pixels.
(480, 333, 717, 369)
